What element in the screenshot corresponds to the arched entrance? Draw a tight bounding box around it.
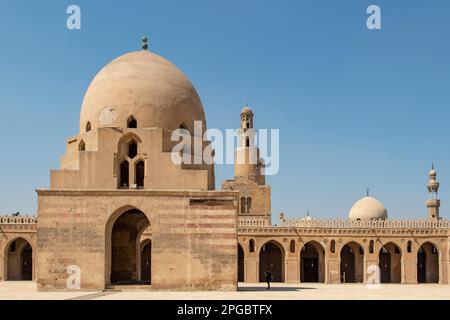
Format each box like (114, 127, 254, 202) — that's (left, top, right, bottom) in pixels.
(340, 242, 364, 283)
(109, 208, 150, 284)
(140, 240, 151, 284)
(379, 242, 402, 283)
(300, 241, 325, 283)
(238, 244, 244, 282)
(259, 241, 284, 282)
(417, 242, 439, 283)
(5, 238, 33, 280)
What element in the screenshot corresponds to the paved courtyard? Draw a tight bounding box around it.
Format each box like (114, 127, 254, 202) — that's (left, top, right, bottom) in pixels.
(0, 281, 449, 300)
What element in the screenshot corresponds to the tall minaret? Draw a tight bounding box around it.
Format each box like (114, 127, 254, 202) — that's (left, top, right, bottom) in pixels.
(234, 105, 265, 184)
(426, 164, 440, 220)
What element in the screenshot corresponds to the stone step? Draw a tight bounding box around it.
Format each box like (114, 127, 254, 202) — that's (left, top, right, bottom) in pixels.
(105, 284, 152, 292)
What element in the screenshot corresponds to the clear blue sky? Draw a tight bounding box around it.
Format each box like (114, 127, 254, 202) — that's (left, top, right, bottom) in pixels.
(0, 1, 449, 221)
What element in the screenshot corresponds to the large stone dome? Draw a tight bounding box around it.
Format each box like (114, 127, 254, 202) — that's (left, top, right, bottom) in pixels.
(79, 50, 206, 134)
(348, 196, 388, 221)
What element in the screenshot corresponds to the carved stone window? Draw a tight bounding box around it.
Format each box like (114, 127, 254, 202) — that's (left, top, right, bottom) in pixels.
(128, 141, 138, 159)
(240, 197, 246, 214)
(127, 116, 137, 128)
(290, 240, 296, 253)
(78, 140, 86, 151)
(249, 239, 255, 252)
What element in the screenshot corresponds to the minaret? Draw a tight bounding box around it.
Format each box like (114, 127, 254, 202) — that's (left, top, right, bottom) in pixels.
(234, 105, 265, 184)
(426, 164, 440, 220)
(241, 104, 254, 130)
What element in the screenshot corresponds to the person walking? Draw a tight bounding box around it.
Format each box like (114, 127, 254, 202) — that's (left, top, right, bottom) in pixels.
(264, 270, 272, 290)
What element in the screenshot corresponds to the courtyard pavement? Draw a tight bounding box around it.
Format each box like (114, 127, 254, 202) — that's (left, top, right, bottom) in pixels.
(0, 281, 449, 300)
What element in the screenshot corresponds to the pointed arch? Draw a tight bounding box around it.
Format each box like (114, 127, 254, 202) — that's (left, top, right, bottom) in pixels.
(140, 239, 152, 283)
(78, 140, 86, 151)
(407, 240, 413, 253)
(249, 239, 255, 252)
(330, 240, 336, 253)
(246, 197, 252, 213)
(4, 237, 34, 281)
(128, 140, 138, 159)
(379, 242, 402, 283)
(290, 240, 296, 253)
(300, 240, 325, 283)
(105, 206, 150, 285)
(119, 160, 129, 188)
(127, 116, 137, 128)
(259, 240, 285, 282)
(340, 241, 364, 283)
(417, 242, 439, 283)
(135, 160, 145, 188)
(240, 197, 246, 214)
(369, 240, 374, 254)
(85, 122, 91, 132)
(238, 243, 245, 282)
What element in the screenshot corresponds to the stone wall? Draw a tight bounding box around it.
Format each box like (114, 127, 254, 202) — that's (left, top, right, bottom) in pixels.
(238, 226, 450, 284)
(0, 216, 37, 281)
(36, 189, 238, 291)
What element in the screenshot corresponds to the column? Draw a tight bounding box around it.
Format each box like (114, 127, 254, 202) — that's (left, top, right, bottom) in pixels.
(325, 258, 340, 284)
(245, 257, 259, 283)
(285, 257, 300, 283)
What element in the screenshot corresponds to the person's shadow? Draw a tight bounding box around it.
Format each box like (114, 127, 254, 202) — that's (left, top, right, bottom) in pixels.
(238, 286, 316, 292)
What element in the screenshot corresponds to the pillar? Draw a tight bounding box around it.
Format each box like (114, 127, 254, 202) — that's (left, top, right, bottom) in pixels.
(0, 254, 3, 281)
(401, 258, 406, 284)
(245, 257, 259, 283)
(285, 257, 300, 283)
(364, 259, 379, 284)
(439, 259, 445, 284)
(403, 254, 417, 284)
(325, 258, 340, 284)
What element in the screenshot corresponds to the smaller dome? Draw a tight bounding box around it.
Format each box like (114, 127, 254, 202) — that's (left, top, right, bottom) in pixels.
(429, 169, 437, 177)
(300, 211, 313, 221)
(349, 196, 387, 221)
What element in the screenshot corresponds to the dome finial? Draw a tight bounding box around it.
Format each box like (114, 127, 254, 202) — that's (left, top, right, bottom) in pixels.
(366, 188, 370, 197)
(142, 36, 149, 50)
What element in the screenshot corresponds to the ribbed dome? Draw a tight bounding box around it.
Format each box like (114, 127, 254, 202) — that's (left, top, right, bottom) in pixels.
(79, 50, 206, 134)
(348, 196, 388, 221)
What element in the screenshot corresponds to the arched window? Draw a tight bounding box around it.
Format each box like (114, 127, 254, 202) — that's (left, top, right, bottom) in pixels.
(249, 239, 255, 252)
(432, 245, 438, 254)
(136, 161, 145, 188)
(369, 240, 374, 254)
(407, 241, 412, 253)
(86, 122, 91, 132)
(245, 137, 250, 147)
(330, 240, 336, 253)
(246, 122, 250, 129)
(127, 116, 137, 128)
(246, 197, 252, 213)
(120, 160, 129, 188)
(290, 240, 296, 253)
(240, 197, 246, 214)
(78, 140, 86, 151)
(180, 123, 187, 130)
(128, 141, 138, 159)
